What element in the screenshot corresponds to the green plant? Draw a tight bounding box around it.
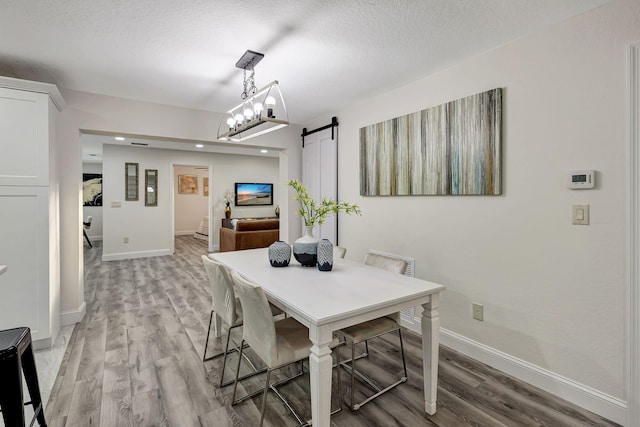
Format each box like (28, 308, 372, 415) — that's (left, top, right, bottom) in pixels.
(288, 179, 361, 227)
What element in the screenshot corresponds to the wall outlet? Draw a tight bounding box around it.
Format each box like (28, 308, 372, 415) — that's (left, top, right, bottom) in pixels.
(472, 302, 484, 321)
(123, 237, 129, 244)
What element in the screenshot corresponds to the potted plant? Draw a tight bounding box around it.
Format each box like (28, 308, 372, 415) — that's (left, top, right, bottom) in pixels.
(288, 179, 361, 266)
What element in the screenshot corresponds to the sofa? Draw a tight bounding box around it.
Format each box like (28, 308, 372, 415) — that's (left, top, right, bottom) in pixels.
(219, 218, 279, 252)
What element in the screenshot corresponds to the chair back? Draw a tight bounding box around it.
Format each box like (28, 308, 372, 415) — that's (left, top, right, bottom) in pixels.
(334, 246, 347, 259)
(230, 270, 278, 367)
(201, 256, 238, 327)
(84, 216, 93, 229)
(364, 252, 407, 323)
(364, 252, 407, 275)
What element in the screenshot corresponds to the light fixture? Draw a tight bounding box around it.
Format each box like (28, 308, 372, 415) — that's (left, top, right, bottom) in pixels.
(195, 144, 204, 148)
(217, 50, 288, 142)
(115, 136, 125, 141)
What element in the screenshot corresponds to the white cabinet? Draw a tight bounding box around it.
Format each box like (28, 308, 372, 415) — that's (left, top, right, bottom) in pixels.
(0, 77, 65, 348)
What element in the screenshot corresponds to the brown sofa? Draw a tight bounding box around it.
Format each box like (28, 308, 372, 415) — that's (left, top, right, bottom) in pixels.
(219, 218, 279, 252)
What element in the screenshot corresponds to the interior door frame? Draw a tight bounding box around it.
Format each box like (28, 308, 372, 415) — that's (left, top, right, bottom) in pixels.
(169, 161, 214, 254)
(628, 41, 640, 427)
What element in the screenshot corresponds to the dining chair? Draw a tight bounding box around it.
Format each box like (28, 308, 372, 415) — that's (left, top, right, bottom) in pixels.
(334, 245, 347, 259)
(230, 270, 343, 426)
(201, 255, 282, 387)
(83, 216, 93, 248)
(338, 252, 408, 410)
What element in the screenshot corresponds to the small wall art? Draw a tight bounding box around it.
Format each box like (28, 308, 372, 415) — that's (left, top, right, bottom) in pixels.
(178, 174, 198, 194)
(360, 88, 502, 196)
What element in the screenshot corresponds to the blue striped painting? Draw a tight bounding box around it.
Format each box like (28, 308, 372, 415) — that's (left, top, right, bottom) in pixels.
(360, 88, 502, 196)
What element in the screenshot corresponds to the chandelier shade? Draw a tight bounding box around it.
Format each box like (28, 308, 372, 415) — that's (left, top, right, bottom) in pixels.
(217, 50, 289, 142)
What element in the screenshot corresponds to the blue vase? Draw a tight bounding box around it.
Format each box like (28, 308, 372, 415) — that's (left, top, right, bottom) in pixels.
(317, 239, 333, 271)
(293, 226, 319, 267)
(268, 241, 291, 267)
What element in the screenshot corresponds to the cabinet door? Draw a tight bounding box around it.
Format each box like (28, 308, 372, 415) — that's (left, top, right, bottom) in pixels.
(0, 88, 49, 186)
(0, 186, 50, 341)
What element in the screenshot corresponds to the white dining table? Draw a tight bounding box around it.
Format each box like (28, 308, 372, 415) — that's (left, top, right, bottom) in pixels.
(210, 248, 445, 427)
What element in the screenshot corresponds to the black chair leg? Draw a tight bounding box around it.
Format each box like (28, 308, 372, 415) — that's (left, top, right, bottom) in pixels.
(83, 229, 92, 248)
(0, 354, 26, 427)
(22, 342, 46, 426)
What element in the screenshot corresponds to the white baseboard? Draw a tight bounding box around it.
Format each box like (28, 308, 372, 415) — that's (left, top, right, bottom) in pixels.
(439, 328, 627, 425)
(175, 230, 197, 236)
(61, 301, 86, 326)
(102, 249, 172, 261)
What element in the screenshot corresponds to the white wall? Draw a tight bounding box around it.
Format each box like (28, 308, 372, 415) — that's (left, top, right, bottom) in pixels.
(82, 162, 103, 239)
(101, 146, 279, 257)
(173, 165, 209, 235)
(308, 0, 639, 422)
(56, 89, 302, 328)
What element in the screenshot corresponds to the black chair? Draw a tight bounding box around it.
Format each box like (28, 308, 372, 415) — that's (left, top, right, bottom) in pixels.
(0, 327, 47, 427)
(83, 216, 93, 248)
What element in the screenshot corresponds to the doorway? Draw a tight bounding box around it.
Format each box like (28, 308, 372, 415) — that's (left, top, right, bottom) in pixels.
(172, 164, 213, 252)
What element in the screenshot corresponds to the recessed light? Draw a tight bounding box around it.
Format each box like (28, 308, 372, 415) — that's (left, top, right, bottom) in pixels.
(115, 137, 125, 141)
(260, 149, 268, 153)
(195, 144, 204, 148)
(89, 154, 97, 157)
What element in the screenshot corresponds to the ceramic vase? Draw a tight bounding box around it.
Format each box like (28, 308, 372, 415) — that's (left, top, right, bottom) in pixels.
(293, 226, 319, 267)
(317, 239, 333, 271)
(268, 241, 291, 267)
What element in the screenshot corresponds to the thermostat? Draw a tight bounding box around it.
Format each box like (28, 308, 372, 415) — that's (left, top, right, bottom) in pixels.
(568, 170, 595, 189)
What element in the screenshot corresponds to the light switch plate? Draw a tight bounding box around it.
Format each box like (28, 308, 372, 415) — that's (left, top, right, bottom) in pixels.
(572, 204, 589, 225)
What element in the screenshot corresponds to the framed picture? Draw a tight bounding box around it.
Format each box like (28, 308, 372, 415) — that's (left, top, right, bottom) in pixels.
(125, 162, 139, 201)
(178, 174, 198, 194)
(83, 173, 102, 206)
(203, 177, 209, 196)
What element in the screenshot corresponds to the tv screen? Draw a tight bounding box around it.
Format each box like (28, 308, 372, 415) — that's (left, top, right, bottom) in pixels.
(235, 183, 273, 206)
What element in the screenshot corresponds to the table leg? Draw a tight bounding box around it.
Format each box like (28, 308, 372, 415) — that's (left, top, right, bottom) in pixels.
(421, 293, 440, 415)
(308, 325, 334, 427)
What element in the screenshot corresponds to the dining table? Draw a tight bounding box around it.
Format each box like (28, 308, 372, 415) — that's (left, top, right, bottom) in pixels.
(210, 248, 445, 427)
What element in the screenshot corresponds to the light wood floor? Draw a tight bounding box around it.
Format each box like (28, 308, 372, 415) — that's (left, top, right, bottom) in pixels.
(43, 236, 620, 427)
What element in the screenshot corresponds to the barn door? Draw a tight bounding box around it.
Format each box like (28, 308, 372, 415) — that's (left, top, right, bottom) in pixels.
(302, 117, 339, 243)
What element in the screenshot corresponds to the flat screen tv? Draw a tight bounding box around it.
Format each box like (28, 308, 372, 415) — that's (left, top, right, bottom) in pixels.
(235, 182, 273, 206)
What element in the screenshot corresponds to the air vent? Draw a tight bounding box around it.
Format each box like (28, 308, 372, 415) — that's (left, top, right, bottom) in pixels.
(130, 142, 149, 146)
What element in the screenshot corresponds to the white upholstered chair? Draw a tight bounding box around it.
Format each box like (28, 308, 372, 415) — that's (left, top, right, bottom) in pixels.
(338, 252, 408, 410)
(333, 245, 347, 259)
(230, 270, 342, 426)
(201, 255, 281, 387)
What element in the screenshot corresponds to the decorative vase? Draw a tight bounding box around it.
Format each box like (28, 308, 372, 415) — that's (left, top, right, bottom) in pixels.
(268, 241, 291, 267)
(293, 225, 319, 267)
(275, 205, 280, 218)
(317, 239, 333, 271)
(224, 203, 231, 219)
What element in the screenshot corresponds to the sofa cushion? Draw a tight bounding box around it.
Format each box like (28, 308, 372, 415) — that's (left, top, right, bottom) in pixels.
(235, 219, 279, 231)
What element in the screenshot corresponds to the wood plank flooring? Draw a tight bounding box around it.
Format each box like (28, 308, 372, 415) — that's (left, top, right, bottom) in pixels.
(44, 236, 620, 427)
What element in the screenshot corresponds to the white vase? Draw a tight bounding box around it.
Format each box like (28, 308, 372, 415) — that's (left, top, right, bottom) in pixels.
(293, 225, 319, 267)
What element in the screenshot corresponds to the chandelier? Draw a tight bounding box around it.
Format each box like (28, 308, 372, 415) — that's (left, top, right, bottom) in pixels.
(217, 50, 288, 142)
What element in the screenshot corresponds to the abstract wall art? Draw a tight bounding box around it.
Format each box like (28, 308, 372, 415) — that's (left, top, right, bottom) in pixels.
(83, 173, 102, 206)
(178, 174, 198, 194)
(360, 88, 502, 196)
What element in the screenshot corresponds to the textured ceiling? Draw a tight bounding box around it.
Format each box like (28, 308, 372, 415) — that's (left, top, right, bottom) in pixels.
(0, 0, 611, 126)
